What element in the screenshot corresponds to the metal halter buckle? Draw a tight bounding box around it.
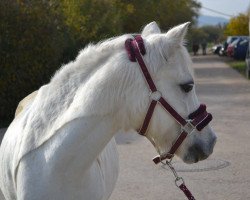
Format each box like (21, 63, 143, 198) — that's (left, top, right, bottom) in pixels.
(175, 177, 185, 187)
(182, 120, 195, 135)
(149, 90, 162, 101)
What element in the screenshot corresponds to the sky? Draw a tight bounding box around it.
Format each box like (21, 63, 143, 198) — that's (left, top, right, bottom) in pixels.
(198, 0, 250, 19)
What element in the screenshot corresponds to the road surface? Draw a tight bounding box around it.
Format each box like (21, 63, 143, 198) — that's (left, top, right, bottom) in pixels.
(110, 55, 250, 200)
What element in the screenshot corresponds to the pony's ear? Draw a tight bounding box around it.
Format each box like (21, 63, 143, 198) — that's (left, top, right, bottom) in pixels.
(165, 22, 190, 44)
(141, 21, 161, 37)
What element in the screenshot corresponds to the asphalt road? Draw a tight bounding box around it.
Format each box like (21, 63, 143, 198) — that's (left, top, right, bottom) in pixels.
(110, 55, 250, 200)
(1, 55, 250, 200)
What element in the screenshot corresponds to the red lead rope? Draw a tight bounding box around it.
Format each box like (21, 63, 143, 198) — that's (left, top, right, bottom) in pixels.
(163, 161, 196, 200)
(179, 184, 196, 200)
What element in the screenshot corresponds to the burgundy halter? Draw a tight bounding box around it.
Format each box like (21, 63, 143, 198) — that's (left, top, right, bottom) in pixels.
(125, 35, 212, 200)
(125, 35, 212, 164)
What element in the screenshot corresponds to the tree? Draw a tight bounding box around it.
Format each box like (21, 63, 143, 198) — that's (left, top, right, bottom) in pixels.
(225, 13, 248, 36)
(58, 0, 201, 39)
(0, 0, 68, 122)
(0, 0, 201, 124)
(188, 27, 208, 44)
(202, 25, 225, 42)
(113, 0, 201, 33)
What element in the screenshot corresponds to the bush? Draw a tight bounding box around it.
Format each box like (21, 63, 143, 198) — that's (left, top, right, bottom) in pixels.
(0, 0, 200, 125)
(0, 1, 70, 122)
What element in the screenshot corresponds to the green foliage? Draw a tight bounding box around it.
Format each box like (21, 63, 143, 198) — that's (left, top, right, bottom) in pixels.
(225, 13, 249, 36)
(0, 0, 68, 122)
(200, 25, 226, 42)
(59, 0, 122, 43)
(0, 0, 200, 124)
(188, 27, 208, 43)
(228, 60, 249, 79)
(188, 24, 226, 48)
(58, 0, 201, 38)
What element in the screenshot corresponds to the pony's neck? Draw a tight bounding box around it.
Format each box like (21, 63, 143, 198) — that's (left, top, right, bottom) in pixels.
(33, 36, 132, 138)
(38, 114, 118, 175)
(67, 115, 117, 170)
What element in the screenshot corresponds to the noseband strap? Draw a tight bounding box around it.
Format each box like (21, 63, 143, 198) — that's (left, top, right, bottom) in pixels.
(125, 35, 212, 165)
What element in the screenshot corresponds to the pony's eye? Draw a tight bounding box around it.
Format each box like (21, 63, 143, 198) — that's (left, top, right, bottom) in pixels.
(180, 82, 194, 93)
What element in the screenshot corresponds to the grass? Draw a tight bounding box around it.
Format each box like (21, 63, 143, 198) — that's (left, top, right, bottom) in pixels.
(227, 60, 249, 79)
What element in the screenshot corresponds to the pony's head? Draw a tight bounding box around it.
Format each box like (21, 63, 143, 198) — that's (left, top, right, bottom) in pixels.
(72, 21, 216, 164)
(119, 22, 216, 164)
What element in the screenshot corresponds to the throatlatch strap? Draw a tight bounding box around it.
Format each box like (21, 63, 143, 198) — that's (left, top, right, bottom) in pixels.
(152, 130, 188, 164)
(139, 100, 157, 135)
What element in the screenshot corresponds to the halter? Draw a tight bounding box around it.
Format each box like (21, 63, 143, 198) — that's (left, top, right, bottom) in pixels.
(125, 35, 213, 200)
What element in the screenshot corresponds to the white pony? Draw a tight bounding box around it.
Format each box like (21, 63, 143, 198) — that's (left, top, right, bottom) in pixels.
(0, 22, 216, 200)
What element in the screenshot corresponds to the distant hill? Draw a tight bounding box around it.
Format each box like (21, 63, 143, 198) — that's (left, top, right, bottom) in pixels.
(198, 15, 229, 27)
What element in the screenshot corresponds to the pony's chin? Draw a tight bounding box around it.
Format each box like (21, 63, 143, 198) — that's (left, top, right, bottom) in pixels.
(182, 153, 209, 164)
(182, 145, 211, 164)
(182, 138, 216, 164)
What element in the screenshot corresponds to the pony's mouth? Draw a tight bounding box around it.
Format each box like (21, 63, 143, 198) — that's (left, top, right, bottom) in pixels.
(183, 150, 210, 164)
(183, 139, 216, 164)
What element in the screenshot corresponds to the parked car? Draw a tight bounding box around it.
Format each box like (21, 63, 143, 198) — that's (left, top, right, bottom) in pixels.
(219, 36, 239, 56)
(227, 39, 240, 57)
(212, 44, 222, 55)
(233, 38, 249, 60)
(219, 36, 248, 56)
(246, 47, 250, 78)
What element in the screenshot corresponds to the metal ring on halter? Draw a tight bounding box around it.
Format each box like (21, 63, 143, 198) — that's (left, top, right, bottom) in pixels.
(165, 160, 179, 179)
(175, 177, 185, 187)
(182, 120, 196, 135)
(160, 155, 173, 165)
(149, 90, 162, 101)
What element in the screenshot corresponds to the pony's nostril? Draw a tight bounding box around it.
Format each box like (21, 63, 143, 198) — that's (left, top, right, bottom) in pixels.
(188, 143, 208, 161)
(195, 145, 207, 159)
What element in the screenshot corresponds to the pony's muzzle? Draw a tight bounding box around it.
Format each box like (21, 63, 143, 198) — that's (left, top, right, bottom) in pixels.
(185, 134, 217, 163)
(182, 104, 216, 164)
